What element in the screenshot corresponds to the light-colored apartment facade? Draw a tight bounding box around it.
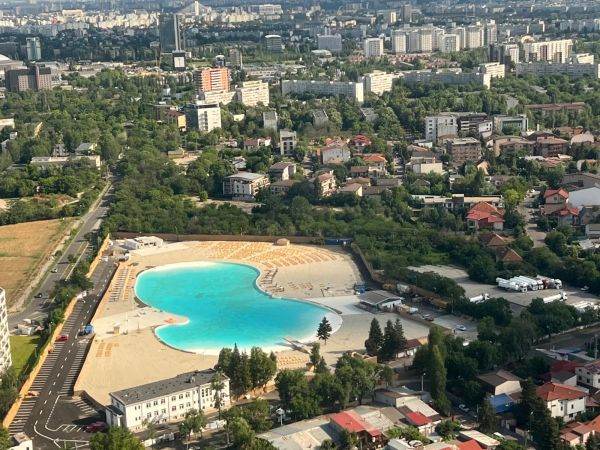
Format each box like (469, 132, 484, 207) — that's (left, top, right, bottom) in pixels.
(106, 369, 230, 431)
(0, 289, 10, 373)
(363, 71, 397, 95)
(235, 80, 270, 107)
(282, 80, 364, 103)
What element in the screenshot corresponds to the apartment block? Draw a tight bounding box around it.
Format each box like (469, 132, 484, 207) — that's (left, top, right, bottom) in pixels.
(523, 39, 573, 63)
(106, 369, 230, 431)
(363, 71, 397, 95)
(223, 172, 270, 200)
(281, 80, 364, 103)
(479, 62, 506, 79)
(193, 67, 230, 93)
(0, 289, 10, 373)
(6, 66, 52, 92)
(363, 37, 384, 58)
(446, 137, 482, 167)
(184, 102, 221, 132)
(235, 80, 270, 107)
(317, 34, 343, 53)
(391, 30, 407, 54)
(516, 61, 600, 79)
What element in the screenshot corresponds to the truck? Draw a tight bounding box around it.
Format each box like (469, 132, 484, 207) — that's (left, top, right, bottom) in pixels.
(542, 291, 568, 303)
(469, 293, 490, 303)
(521, 276, 544, 290)
(510, 276, 538, 291)
(496, 278, 527, 292)
(536, 276, 563, 290)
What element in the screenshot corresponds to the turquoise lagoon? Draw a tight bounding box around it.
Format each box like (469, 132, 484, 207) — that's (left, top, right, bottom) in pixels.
(134, 261, 339, 354)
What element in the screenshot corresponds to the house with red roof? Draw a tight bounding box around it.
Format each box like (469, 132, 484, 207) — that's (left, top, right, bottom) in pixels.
(536, 382, 588, 421)
(404, 411, 435, 436)
(466, 202, 505, 231)
(361, 153, 388, 176)
(351, 134, 372, 152)
(456, 440, 485, 450)
(560, 421, 595, 446)
(541, 188, 569, 215)
(329, 410, 386, 447)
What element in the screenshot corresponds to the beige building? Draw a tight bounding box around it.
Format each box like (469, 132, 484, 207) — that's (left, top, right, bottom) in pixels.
(235, 80, 270, 107)
(363, 37, 384, 58)
(223, 172, 270, 200)
(184, 102, 221, 132)
(363, 71, 397, 95)
(522, 38, 573, 63)
(446, 137, 482, 166)
(282, 80, 364, 103)
(0, 289, 10, 373)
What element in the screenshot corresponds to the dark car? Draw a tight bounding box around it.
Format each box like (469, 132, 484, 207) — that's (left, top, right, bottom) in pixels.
(85, 422, 107, 433)
(56, 334, 69, 342)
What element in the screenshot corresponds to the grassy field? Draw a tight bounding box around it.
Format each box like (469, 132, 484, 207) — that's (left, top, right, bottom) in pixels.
(9, 335, 40, 376)
(0, 218, 72, 306)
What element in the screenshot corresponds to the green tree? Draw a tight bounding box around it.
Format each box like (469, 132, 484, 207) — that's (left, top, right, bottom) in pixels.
(310, 343, 322, 369)
(364, 318, 383, 356)
(477, 399, 498, 433)
(379, 319, 407, 361)
(435, 419, 460, 439)
(0, 427, 11, 450)
(211, 371, 226, 419)
(429, 345, 450, 415)
(249, 347, 277, 391)
(89, 427, 144, 450)
(317, 317, 333, 345)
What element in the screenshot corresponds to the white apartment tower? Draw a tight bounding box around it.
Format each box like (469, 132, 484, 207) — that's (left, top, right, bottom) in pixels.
(440, 34, 460, 53)
(317, 34, 343, 53)
(363, 37, 384, 58)
(235, 80, 270, 107)
(522, 39, 573, 63)
(391, 30, 407, 54)
(0, 289, 11, 373)
(465, 25, 484, 49)
(184, 102, 222, 132)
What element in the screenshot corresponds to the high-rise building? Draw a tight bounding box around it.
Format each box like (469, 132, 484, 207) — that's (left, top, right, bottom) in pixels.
(263, 110, 278, 131)
(384, 11, 397, 25)
(391, 30, 407, 53)
(0, 289, 11, 373)
(193, 67, 230, 93)
(235, 80, 270, 107)
(6, 66, 52, 92)
(465, 25, 484, 49)
(440, 34, 460, 53)
(450, 27, 466, 50)
(401, 4, 412, 23)
(172, 50, 186, 71)
(265, 35, 283, 52)
(229, 48, 243, 68)
(522, 39, 573, 63)
(485, 22, 498, 46)
(407, 28, 432, 53)
(317, 34, 343, 53)
(159, 13, 184, 53)
(363, 37, 384, 58)
(25, 37, 41, 61)
(184, 102, 221, 132)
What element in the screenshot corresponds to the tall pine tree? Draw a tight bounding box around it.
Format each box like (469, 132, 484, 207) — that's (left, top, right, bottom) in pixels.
(365, 318, 383, 356)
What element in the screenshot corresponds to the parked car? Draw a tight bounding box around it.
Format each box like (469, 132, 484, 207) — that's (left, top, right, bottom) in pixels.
(56, 334, 69, 342)
(51, 268, 58, 273)
(581, 286, 590, 291)
(85, 422, 107, 433)
(421, 314, 434, 322)
(455, 325, 467, 331)
(458, 404, 470, 413)
(26, 391, 39, 398)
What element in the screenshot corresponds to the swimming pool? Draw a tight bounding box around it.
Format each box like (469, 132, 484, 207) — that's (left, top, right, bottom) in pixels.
(134, 261, 341, 354)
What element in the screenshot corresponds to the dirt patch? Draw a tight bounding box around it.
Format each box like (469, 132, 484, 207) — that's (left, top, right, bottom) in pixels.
(0, 218, 72, 305)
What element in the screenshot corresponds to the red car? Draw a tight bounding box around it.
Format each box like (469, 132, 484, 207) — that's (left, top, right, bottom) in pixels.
(56, 334, 69, 342)
(85, 422, 107, 433)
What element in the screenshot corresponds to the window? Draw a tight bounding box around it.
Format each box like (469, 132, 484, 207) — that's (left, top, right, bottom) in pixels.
(153, 401, 158, 406)
(171, 406, 176, 411)
(171, 396, 176, 401)
(179, 394, 183, 399)
(185, 393, 190, 398)
(146, 403, 151, 408)
(162, 409, 166, 414)
(161, 399, 165, 404)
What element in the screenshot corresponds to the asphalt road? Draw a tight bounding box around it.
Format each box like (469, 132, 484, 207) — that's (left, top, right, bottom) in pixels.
(9, 256, 117, 449)
(9, 183, 113, 328)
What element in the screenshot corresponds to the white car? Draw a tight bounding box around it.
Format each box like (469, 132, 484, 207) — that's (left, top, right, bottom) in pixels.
(455, 325, 467, 332)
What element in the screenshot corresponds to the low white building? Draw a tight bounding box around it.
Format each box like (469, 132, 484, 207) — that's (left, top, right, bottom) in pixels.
(222, 172, 270, 201)
(576, 360, 600, 389)
(106, 369, 230, 431)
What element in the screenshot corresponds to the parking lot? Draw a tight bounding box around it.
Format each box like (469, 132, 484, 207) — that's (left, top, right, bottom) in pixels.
(408, 264, 599, 310)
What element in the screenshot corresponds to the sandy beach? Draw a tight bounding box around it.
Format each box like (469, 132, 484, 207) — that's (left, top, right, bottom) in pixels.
(75, 240, 429, 405)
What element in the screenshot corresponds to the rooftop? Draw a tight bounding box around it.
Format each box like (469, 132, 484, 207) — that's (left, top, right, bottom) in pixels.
(227, 172, 267, 181)
(110, 369, 224, 406)
(537, 382, 588, 402)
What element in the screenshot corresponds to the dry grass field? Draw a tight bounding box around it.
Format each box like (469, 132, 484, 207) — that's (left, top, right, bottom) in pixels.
(0, 219, 72, 305)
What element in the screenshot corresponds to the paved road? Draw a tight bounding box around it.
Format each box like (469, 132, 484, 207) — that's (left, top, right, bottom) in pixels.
(9, 183, 113, 328)
(9, 257, 117, 449)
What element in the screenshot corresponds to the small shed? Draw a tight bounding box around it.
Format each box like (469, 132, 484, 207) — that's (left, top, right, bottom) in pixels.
(358, 290, 403, 310)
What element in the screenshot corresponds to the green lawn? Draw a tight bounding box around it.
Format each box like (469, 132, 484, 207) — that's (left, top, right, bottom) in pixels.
(10, 335, 40, 376)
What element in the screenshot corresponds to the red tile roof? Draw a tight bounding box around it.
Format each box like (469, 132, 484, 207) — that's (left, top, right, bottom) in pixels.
(537, 382, 587, 401)
(544, 188, 569, 199)
(551, 360, 582, 373)
(362, 153, 386, 163)
(352, 134, 372, 146)
(466, 202, 505, 225)
(457, 440, 484, 450)
(329, 411, 382, 437)
(405, 411, 431, 427)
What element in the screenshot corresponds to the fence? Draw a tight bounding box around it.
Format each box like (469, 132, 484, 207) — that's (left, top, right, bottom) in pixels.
(113, 231, 322, 245)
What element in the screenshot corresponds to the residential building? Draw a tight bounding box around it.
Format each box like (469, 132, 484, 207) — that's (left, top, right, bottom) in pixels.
(184, 102, 221, 132)
(25, 37, 41, 61)
(363, 37, 384, 58)
(262, 110, 278, 131)
(391, 30, 407, 54)
(351, 135, 372, 152)
(265, 34, 283, 52)
(235, 80, 269, 107)
(321, 145, 351, 164)
(5, 66, 52, 92)
(317, 34, 343, 53)
(229, 48, 243, 68)
(536, 382, 587, 422)
(312, 109, 329, 128)
(477, 370, 521, 395)
(516, 61, 600, 79)
(278, 130, 297, 156)
(243, 137, 271, 151)
(465, 24, 484, 49)
(400, 68, 492, 89)
(269, 162, 296, 181)
(563, 172, 600, 189)
(282, 80, 364, 103)
(466, 202, 505, 231)
(425, 114, 458, 141)
(223, 172, 270, 201)
(569, 186, 600, 208)
(314, 172, 337, 197)
(523, 39, 573, 63)
(534, 136, 569, 157)
(0, 289, 11, 373)
(446, 137, 482, 167)
(106, 369, 229, 431)
(199, 89, 236, 106)
(163, 109, 186, 131)
(159, 13, 184, 53)
(479, 62, 505, 79)
(493, 115, 528, 133)
(362, 153, 388, 176)
(440, 34, 460, 53)
(329, 411, 386, 448)
(575, 361, 600, 389)
(269, 180, 298, 196)
(363, 71, 397, 95)
(30, 155, 101, 168)
(193, 67, 230, 93)
(8, 432, 32, 450)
